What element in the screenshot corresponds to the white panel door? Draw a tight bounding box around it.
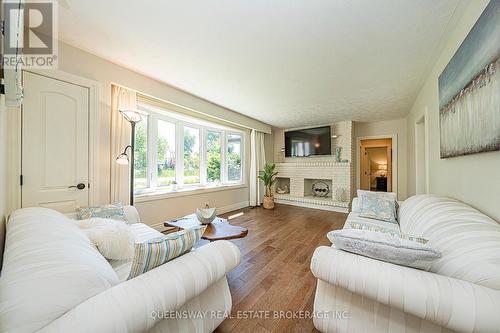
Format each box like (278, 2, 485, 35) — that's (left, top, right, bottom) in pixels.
(22, 72, 90, 213)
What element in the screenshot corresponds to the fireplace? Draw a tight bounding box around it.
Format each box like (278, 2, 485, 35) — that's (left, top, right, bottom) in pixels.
(304, 178, 333, 198)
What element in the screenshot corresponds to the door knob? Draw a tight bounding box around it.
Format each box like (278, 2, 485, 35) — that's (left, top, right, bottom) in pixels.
(68, 183, 86, 190)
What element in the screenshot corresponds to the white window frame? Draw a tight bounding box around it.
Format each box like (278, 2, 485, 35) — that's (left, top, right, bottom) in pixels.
(134, 103, 245, 196)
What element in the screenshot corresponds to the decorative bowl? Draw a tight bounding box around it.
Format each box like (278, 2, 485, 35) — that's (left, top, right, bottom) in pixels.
(195, 207, 217, 225)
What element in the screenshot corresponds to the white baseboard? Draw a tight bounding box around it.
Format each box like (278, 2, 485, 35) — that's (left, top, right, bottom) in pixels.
(216, 201, 250, 215)
(150, 201, 250, 232)
(274, 199, 349, 213)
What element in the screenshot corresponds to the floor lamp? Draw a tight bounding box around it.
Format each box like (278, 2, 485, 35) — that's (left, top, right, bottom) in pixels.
(116, 109, 142, 206)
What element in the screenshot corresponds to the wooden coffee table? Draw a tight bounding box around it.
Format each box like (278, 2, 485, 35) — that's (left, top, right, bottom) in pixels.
(164, 214, 248, 242)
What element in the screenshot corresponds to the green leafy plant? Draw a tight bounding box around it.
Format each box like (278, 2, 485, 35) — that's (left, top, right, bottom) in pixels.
(258, 163, 278, 197)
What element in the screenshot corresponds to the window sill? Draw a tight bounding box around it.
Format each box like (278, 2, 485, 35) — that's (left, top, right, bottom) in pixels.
(134, 183, 247, 203)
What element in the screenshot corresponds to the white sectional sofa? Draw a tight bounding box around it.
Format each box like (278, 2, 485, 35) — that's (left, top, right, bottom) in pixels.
(0, 206, 241, 333)
(311, 194, 500, 333)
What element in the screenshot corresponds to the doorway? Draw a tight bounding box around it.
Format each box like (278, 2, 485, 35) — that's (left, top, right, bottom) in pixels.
(360, 138, 393, 192)
(21, 71, 90, 213)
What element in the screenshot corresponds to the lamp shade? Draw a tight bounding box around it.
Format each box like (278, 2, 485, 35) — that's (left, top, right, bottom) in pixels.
(378, 164, 387, 171)
(119, 109, 142, 123)
(116, 153, 130, 165)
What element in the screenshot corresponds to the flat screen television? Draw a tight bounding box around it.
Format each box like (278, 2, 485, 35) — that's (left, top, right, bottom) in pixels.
(285, 126, 331, 157)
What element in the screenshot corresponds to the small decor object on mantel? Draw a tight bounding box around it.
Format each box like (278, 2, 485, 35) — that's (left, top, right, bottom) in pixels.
(335, 188, 346, 202)
(312, 181, 330, 198)
(335, 146, 342, 162)
(195, 204, 217, 225)
(258, 163, 278, 209)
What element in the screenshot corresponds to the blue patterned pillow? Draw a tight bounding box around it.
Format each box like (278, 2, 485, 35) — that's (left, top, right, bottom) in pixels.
(76, 203, 126, 221)
(128, 226, 206, 279)
(359, 191, 398, 223)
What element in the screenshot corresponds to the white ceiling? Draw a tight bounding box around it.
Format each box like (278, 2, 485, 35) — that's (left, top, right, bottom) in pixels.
(58, 0, 464, 128)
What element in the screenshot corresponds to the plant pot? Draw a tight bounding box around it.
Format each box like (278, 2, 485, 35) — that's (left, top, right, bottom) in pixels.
(263, 196, 275, 209)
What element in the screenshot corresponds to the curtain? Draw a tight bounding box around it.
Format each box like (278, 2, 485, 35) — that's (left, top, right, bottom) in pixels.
(249, 130, 266, 207)
(110, 85, 137, 204)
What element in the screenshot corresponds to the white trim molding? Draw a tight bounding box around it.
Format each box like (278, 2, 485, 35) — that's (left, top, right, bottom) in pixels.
(135, 184, 247, 203)
(274, 199, 349, 213)
(415, 107, 430, 194)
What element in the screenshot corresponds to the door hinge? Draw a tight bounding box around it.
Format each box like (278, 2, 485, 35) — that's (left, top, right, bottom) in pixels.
(20, 175, 23, 186)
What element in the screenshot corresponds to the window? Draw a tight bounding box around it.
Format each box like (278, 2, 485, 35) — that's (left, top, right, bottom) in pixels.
(206, 131, 222, 183)
(183, 126, 200, 184)
(156, 120, 176, 186)
(227, 134, 242, 182)
(134, 103, 245, 195)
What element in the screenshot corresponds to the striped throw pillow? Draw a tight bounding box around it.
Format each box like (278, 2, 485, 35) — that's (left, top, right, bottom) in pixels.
(128, 226, 206, 279)
(349, 222, 428, 244)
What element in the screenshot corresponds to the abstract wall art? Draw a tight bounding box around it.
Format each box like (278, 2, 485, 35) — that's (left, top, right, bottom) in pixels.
(438, 0, 500, 158)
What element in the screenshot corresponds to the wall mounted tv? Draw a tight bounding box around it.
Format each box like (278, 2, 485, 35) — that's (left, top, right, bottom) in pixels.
(285, 126, 331, 157)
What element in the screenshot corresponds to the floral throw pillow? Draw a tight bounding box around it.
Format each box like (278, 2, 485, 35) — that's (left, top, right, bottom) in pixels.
(358, 191, 397, 223)
(76, 203, 127, 222)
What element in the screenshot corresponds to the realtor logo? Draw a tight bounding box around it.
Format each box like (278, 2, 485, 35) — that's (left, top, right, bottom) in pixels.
(2, 0, 58, 68)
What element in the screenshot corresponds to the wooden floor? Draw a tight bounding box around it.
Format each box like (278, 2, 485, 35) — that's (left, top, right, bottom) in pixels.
(210, 203, 347, 333)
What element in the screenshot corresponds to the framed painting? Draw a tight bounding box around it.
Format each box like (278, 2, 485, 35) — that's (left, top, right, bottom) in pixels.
(438, 0, 500, 158)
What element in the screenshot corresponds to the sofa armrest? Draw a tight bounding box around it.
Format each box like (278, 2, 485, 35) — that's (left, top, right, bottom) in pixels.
(124, 205, 140, 224)
(311, 246, 500, 333)
(39, 240, 241, 333)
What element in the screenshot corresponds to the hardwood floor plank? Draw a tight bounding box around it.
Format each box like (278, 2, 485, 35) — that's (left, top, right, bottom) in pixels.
(213, 204, 347, 333)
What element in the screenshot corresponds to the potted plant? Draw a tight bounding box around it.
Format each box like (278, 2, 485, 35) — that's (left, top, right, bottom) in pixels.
(258, 163, 278, 209)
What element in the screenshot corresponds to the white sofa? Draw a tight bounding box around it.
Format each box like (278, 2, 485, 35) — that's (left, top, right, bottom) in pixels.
(0, 206, 241, 333)
(311, 194, 500, 333)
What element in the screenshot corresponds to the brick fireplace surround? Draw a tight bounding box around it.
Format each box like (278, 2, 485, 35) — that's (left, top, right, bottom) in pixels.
(272, 121, 355, 213)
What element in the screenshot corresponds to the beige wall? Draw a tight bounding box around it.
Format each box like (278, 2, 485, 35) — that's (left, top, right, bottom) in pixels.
(18, 41, 272, 228)
(137, 186, 250, 227)
(0, 95, 7, 267)
(406, 0, 500, 221)
(354, 119, 408, 199)
(264, 132, 274, 164)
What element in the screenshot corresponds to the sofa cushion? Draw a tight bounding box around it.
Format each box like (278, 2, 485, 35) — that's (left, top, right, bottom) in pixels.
(75, 218, 135, 260)
(0, 207, 120, 333)
(358, 190, 398, 223)
(399, 194, 500, 290)
(108, 223, 165, 281)
(348, 221, 428, 244)
(76, 202, 127, 221)
(128, 226, 206, 279)
(345, 212, 401, 233)
(327, 229, 441, 270)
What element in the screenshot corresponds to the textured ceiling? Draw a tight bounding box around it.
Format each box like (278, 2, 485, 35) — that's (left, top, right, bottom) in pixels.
(57, 0, 465, 128)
